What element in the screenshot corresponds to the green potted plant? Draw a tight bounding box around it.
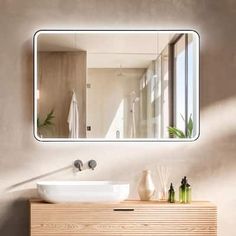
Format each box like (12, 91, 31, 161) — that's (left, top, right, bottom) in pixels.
(167, 114, 193, 138)
(37, 109, 55, 137)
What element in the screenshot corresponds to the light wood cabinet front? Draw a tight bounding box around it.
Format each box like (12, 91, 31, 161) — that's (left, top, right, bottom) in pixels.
(30, 199, 217, 236)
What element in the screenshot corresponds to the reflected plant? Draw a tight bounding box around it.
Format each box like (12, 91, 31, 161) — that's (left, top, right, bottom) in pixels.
(37, 109, 55, 136)
(168, 114, 193, 138)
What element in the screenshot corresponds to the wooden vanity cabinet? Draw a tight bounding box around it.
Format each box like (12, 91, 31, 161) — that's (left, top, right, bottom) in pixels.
(30, 199, 217, 236)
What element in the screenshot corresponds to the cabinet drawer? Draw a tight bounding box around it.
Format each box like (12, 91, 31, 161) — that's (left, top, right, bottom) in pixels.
(30, 200, 217, 236)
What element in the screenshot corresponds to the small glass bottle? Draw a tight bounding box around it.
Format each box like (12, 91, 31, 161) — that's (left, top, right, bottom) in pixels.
(179, 177, 187, 203)
(186, 183, 192, 203)
(179, 178, 184, 203)
(168, 183, 175, 203)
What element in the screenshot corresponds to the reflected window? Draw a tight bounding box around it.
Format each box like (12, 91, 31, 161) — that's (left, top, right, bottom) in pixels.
(174, 35, 186, 133)
(173, 34, 197, 137)
(188, 34, 197, 137)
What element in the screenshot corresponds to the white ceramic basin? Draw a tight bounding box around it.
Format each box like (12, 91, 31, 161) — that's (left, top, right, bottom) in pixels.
(37, 181, 130, 203)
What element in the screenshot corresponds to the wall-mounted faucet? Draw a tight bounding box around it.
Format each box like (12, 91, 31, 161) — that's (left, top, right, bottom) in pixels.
(88, 160, 97, 170)
(74, 159, 97, 171)
(74, 159, 83, 171)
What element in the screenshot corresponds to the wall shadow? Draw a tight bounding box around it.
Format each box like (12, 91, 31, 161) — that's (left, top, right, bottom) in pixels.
(0, 190, 36, 236)
(5, 165, 72, 192)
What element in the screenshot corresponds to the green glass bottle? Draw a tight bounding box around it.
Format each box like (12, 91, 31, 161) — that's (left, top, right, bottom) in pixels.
(179, 176, 188, 203)
(168, 183, 175, 203)
(179, 178, 184, 203)
(186, 183, 192, 203)
(183, 177, 187, 203)
(179, 176, 192, 204)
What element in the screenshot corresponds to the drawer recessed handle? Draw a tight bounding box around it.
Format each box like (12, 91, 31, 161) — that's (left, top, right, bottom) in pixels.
(113, 208, 134, 211)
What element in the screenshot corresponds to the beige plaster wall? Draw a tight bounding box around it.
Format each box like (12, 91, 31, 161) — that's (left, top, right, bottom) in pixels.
(0, 0, 235, 235)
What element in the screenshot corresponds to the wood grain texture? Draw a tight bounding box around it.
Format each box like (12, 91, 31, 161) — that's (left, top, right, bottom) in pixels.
(30, 199, 217, 236)
(38, 52, 87, 138)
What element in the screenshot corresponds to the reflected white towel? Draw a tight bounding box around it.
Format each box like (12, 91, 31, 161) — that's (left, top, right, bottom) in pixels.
(67, 92, 79, 138)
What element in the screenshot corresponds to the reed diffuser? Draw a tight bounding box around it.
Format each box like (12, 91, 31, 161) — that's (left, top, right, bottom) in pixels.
(156, 166, 170, 201)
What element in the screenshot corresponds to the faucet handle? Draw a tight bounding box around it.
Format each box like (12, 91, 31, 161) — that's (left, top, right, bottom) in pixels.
(74, 159, 83, 171)
(88, 160, 97, 170)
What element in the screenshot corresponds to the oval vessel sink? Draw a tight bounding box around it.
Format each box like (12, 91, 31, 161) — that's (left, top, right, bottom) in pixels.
(37, 181, 130, 203)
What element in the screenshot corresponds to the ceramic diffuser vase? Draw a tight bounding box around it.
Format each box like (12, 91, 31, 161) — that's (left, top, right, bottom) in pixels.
(138, 170, 155, 201)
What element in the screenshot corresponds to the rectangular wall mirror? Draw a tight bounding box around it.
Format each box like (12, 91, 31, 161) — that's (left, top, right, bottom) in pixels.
(34, 30, 199, 141)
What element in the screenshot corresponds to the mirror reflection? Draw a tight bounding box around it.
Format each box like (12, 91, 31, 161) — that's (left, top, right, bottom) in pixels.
(34, 31, 199, 141)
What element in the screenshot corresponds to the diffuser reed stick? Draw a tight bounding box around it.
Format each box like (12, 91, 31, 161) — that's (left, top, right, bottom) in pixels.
(156, 166, 170, 201)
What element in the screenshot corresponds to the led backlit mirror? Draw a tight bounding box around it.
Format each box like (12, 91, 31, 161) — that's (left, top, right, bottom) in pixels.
(34, 30, 199, 141)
